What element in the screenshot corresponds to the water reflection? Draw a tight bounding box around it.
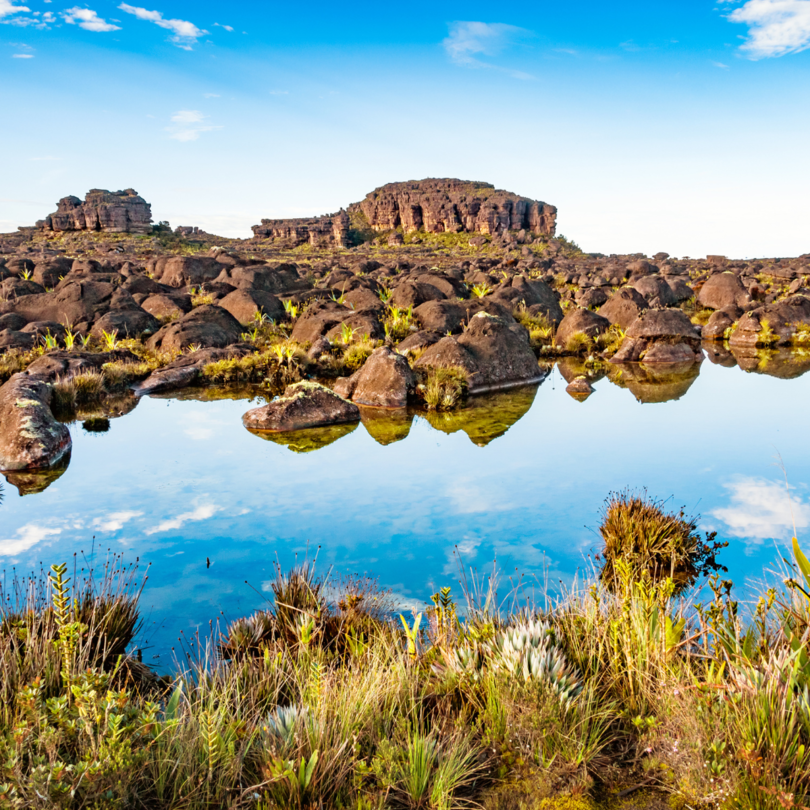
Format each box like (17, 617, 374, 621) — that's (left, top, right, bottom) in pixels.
(251, 422, 359, 453)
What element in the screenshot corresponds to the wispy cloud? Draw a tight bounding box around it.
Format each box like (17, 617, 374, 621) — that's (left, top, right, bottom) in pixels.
(443, 21, 534, 79)
(0, 523, 61, 557)
(118, 3, 206, 49)
(712, 60, 730, 68)
(213, 22, 232, 32)
(62, 7, 120, 32)
(12, 51, 33, 57)
(0, 0, 30, 19)
(167, 109, 222, 141)
(166, 109, 222, 141)
(145, 503, 220, 535)
(92, 510, 143, 532)
(725, 0, 810, 58)
(710, 477, 810, 542)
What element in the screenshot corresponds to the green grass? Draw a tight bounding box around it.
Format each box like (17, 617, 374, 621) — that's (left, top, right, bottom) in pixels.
(418, 366, 469, 411)
(0, 508, 809, 808)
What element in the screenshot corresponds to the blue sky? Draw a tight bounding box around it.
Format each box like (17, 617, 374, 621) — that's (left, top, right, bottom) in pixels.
(2, 0, 809, 257)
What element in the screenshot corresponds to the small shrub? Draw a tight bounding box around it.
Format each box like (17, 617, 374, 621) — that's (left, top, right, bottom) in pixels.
(421, 367, 469, 411)
(597, 489, 728, 594)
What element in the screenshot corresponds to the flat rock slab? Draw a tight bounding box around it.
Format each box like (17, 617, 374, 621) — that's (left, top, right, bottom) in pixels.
(242, 381, 359, 432)
(0, 373, 71, 471)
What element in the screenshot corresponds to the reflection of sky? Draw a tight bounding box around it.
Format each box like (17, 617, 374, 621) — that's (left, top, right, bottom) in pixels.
(1, 359, 809, 666)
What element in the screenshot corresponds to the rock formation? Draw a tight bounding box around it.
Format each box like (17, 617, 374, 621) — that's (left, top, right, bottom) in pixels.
(251, 211, 350, 248)
(37, 189, 152, 234)
(250, 179, 557, 247)
(353, 179, 557, 236)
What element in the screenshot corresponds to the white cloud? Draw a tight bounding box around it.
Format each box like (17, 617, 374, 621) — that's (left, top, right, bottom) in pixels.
(118, 3, 206, 49)
(710, 477, 810, 542)
(0, 0, 30, 19)
(145, 503, 220, 535)
(166, 109, 222, 141)
(62, 7, 120, 31)
(0, 524, 61, 557)
(12, 52, 33, 57)
(213, 22, 232, 32)
(92, 510, 143, 532)
(443, 21, 534, 79)
(726, 0, 810, 58)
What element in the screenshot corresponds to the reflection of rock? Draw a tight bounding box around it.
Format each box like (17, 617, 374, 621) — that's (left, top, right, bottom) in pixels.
(703, 344, 738, 368)
(423, 383, 541, 446)
(565, 377, 593, 402)
(3, 452, 70, 495)
(729, 346, 810, 379)
(556, 357, 607, 386)
(359, 406, 413, 445)
(607, 360, 701, 403)
(249, 421, 358, 453)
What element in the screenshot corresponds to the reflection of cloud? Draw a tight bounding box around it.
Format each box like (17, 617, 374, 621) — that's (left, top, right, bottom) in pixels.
(710, 477, 810, 541)
(145, 503, 220, 535)
(93, 511, 143, 532)
(445, 481, 513, 514)
(0, 524, 61, 556)
(443, 21, 534, 79)
(182, 410, 228, 440)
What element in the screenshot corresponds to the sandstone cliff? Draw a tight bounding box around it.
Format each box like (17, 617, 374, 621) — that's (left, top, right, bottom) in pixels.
(250, 179, 556, 247)
(37, 189, 152, 234)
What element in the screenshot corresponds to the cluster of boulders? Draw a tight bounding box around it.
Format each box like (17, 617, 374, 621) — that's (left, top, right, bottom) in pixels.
(2, 179, 810, 476)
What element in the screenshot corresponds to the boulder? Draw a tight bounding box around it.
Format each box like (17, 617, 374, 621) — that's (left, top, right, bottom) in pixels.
(697, 272, 752, 310)
(555, 308, 610, 350)
(666, 278, 695, 303)
(343, 288, 385, 313)
(32, 259, 71, 289)
(90, 307, 160, 339)
(575, 287, 609, 309)
(146, 305, 244, 352)
(0, 280, 115, 328)
(290, 301, 351, 345)
(415, 312, 541, 392)
(0, 278, 45, 299)
(333, 346, 415, 407)
(133, 346, 252, 395)
(0, 373, 71, 471)
(396, 330, 442, 356)
(611, 308, 702, 363)
(215, 264, 307, 295)
(219, 289, 285, 325)
(390, 281, 446, 308)
(242, 381, 359, 432)
(728, 295, 810, 348)
(631, 275, 678, 308)
(325, 310, 384, 342)
(702, 307, 740, 342)
(156, 256, 222, 288)
(141, 293, 192, 321)
(414, 300, 466, 334)
(598, 287, 649, 329)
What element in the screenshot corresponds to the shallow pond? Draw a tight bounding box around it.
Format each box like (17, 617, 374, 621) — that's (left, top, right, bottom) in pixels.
(2, 348, 810, 668)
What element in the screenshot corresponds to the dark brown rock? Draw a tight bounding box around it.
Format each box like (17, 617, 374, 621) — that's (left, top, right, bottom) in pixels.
(291, 301, 352, 345)
(219, 289, 285, 325)
(415, 312, 541, 392)
(156, 256, 222, 289)
(242, 381, 359, 431)
(555, 308, 610, 350)
(697, 272, 752, 310)
(728, 295, 810, 348)
(632, 275, 678, 308)
(333, 346, 415, 407)
(0, 373, 71, 471)
(90, 308, 160, 339)
(598, 287, 649, 329)
(146, 305, 244, 352)
(141, 294, 192, 321)
(414, 300, 465, 334)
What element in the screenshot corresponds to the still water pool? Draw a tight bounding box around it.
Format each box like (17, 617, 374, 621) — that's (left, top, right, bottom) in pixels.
(2, 352, 809, 667)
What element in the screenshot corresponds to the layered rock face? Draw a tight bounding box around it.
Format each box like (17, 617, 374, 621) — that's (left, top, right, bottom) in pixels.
(251, 211, 350, 248)
(352, 179, 557, 237)
(37, 189, 152, 234)
(250, 179, 557, 247)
